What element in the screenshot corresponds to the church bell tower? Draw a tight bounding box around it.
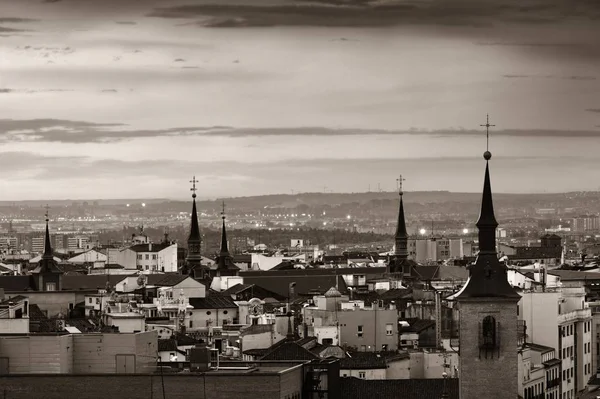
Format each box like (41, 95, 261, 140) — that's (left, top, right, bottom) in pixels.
(453, 116, 520, 399)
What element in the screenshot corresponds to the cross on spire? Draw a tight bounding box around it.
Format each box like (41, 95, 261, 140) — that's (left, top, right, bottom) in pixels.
(221, 200, 226, 220)
(44, 204, 50, 222)
(396, 175, 406, 195)
(190, 176, 198, 199)
(480, 114, 495, 152)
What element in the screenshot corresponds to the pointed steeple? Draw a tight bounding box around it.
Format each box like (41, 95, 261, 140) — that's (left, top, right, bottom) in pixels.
(477, 159, 498, 254)
(455, 117, 519, 300)
(219, 201, 230, 256)
(394, 176, 408, 259)
(42, 207, 53, 260)
(185, 176, 203, 275)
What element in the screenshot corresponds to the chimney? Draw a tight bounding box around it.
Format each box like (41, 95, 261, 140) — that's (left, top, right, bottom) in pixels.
(0, 288, 4, 302)
(149, 243, 152, 252)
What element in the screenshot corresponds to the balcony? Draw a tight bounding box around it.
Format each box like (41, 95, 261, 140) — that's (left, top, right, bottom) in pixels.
(558, 308, 591, 324)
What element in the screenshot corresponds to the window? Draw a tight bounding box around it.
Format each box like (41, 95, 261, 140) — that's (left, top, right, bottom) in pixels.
(189, 320, 193, 328)
(45, 282, 56, 291)
(145, 254, 149, 260)
(358, 371, 366, 379)
(357, 325, 363, 338)
(89, 298, 92, 304)
(137, 254, 142, 260)
(386, 323, 393, 336)
(207, 311, 212, 315)
(481, 316, 496, 348)
(223, 310, 228, 315)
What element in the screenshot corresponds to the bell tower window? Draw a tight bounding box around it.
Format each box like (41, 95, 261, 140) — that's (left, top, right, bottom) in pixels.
(479, 315, 500, 358)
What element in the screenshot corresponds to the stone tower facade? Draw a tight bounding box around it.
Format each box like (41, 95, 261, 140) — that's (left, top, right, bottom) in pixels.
(454, 150, 521, 399)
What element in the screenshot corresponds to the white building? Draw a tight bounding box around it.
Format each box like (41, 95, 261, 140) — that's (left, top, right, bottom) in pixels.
(67, 249, 108, 265)
(110, 242, 178, 273)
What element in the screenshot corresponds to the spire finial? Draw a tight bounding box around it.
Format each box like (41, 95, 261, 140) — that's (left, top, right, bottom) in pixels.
(480, 114, 495, 160)
(221, 200, 226, 220)
(44, 204, 50, 222)
(396, 175, 405, 196)
(190, 176, 198, 199)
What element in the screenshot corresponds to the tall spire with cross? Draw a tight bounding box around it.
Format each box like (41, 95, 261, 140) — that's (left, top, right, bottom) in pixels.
(220, 200, 229, 255)
(42, 205, 53, 260)
(394, 175, 408, 259)
(455, 115, 518, 299)
(185, 176, 203, 275)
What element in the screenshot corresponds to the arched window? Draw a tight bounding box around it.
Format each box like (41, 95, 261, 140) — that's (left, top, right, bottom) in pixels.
(482, 316, 496, 348)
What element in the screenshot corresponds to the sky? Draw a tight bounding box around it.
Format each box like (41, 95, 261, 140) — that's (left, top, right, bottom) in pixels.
(0, 0, 599, 200)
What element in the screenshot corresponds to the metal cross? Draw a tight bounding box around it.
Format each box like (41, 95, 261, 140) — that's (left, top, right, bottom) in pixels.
(221, 200, 226, 219)
(396, 175, 405, 195)
(480, 114, 495, 152)
(190, 176, 198, 194)
(44, 204, 50, 221)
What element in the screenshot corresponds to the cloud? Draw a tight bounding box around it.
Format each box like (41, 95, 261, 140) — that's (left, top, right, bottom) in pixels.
(503, 74, 597, 80)
(0, 88, 73, 94)
(147, 1, 600, 28)
(174, 58, 185, 62)
(116, 21, 137, 25)
(586, 109, 600, 113)
(1, 119, 599, 144)
(0, 18, 38, 23)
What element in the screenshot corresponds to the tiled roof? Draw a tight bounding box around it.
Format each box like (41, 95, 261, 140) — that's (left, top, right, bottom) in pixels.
(62, 275, 130, 291)
(261, 341, 318, 361)
(524, 342, 555, 353)
(158, 339, 178, 352)
(129, 243, 173, 253)
(0, 276, 34, 292)
(189, 296, 237, 309)
(548, 270, 600, 281)
(153, 274, 190, 287)
(240, 274, 348, 297)
(339, 351, 409, 369)
(401, 318, 436, 333)
(221, 283, 253, 296)
(242, 348, 270, 357)
(340, 377, 459, 399)
(413, 266, 439, 281)
(0, 295, 28, 306)
(28, 304, 48, 320)
(379, 288, 412, 301)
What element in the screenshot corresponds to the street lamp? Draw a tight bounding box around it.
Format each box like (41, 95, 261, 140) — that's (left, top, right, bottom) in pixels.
(419, 228, 427, 236)
(462, 228, 469, 235)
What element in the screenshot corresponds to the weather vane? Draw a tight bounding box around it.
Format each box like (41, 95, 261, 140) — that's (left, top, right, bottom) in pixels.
(221, 200, 226, 220)
(190, 176, 198, 199)
(396, 175, 405, 195)
(480, 114, 495, 159)
(44, 204, 50, 221)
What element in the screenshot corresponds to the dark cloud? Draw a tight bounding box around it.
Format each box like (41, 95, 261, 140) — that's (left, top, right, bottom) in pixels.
(0, 26, 26, 33)
(0, 18, 39, 23)
(174, 58, 185, 62)
(586, 109, 600, 113)
(503, 74, 597, 80)
(1, 119, 599, 144)
(0, 88, 73, 94)
(148, 1, 600, 28)
(116, 21, 137, 25)
(101, 89, 118, 93)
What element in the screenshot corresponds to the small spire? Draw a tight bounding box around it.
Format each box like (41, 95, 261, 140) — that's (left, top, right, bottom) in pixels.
(477, 115, 498, 254)
(185, 176, 202, 275)
(42, 205, 53, 260)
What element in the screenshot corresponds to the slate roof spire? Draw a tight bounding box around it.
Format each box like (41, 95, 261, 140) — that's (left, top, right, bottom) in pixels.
(394, 175, 408, 259)
(220, 201, 230, 256)
(42, 205, 53, 260)
(185, 176, 202, 275)
(454, 115, 519, 300)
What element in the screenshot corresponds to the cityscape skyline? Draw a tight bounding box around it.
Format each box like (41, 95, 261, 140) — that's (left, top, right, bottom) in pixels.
(0, 0, 599, 200)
